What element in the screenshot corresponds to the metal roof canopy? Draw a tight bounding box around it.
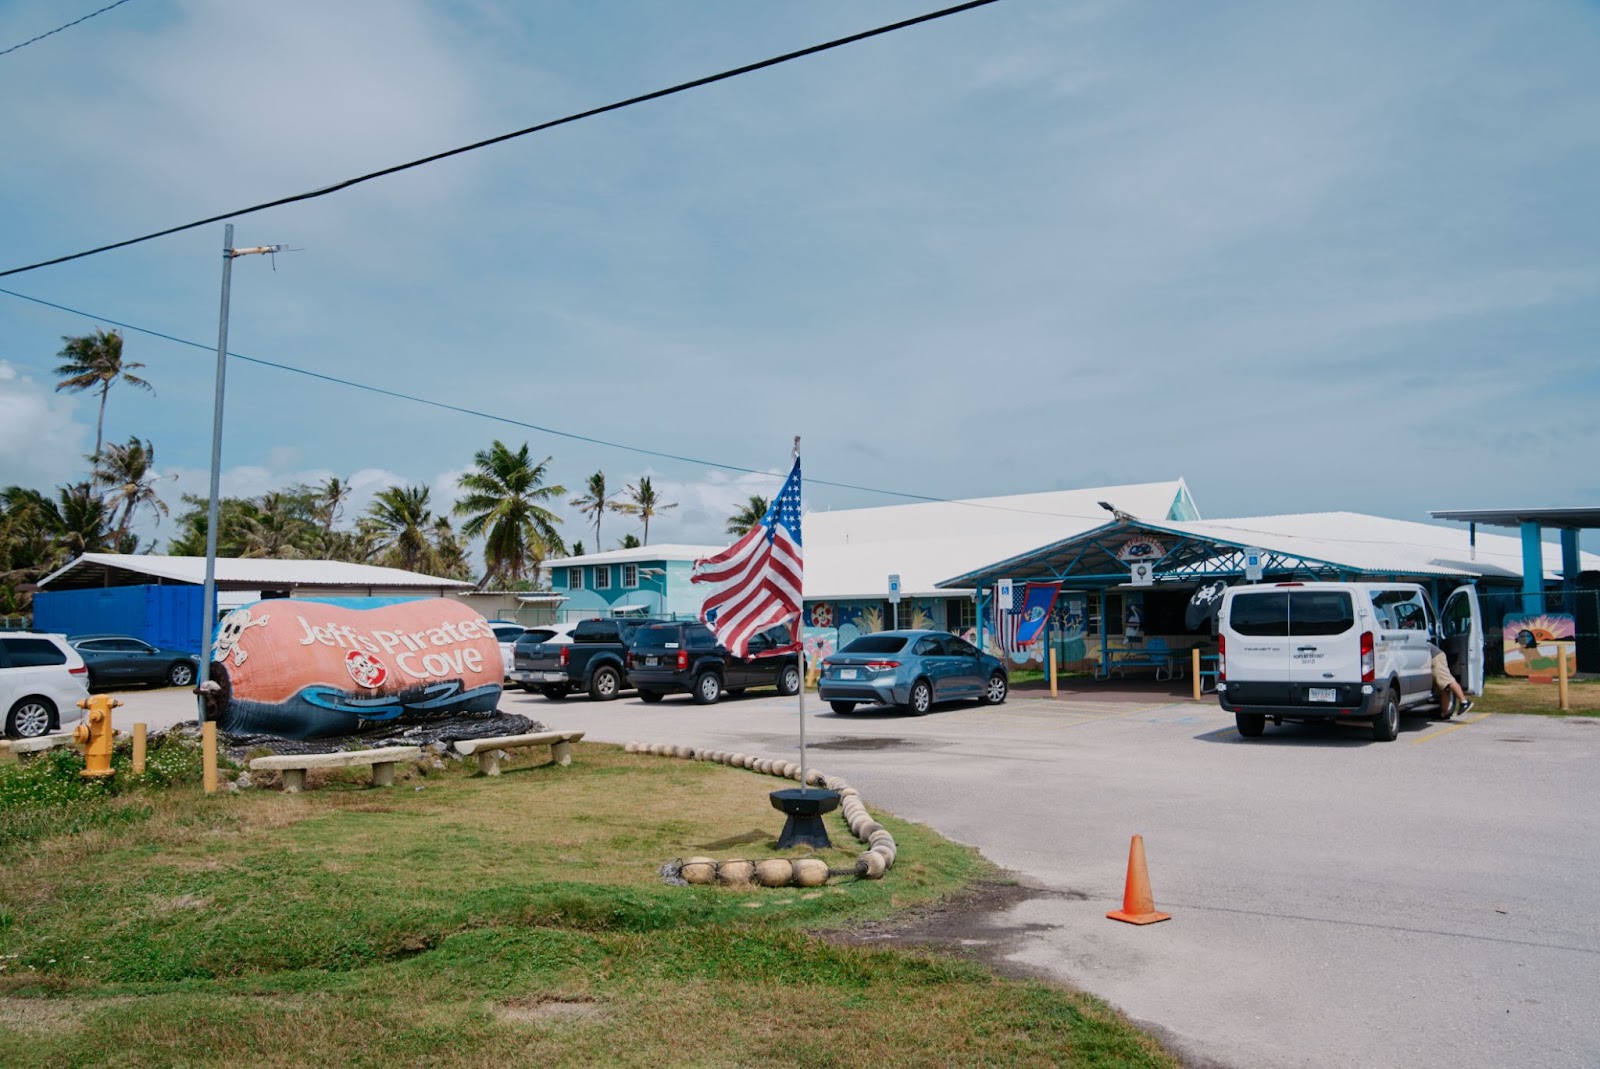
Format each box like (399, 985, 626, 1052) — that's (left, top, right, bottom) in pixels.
(36, 553, 471, 593)
(1430, 507, 1600, 529)
(936, 518, 1359, 591)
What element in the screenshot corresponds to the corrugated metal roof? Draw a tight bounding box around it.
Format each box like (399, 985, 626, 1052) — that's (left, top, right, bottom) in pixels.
(806, 481, 1191, 597)
(938, 511, 1600, 588)
(38, 553, 473, 591)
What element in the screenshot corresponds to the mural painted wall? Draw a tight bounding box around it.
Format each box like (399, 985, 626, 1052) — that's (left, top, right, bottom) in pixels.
(1502, 613, 1577, 681)
(208, 597, 503, 739)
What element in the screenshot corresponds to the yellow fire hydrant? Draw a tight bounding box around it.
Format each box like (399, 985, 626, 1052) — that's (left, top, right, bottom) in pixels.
(73, 695, 122, 779)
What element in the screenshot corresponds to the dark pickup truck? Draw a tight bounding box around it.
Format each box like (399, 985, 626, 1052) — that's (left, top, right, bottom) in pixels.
(513, 617, 665, 701)
(625, 621, 802, 705)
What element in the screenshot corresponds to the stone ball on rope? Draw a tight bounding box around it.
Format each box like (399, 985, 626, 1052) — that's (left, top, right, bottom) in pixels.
(717, 860, 754, 887)
(792, 858, 829, 887)
(755, 859, 793, 887)
(682, 857, 717, 885)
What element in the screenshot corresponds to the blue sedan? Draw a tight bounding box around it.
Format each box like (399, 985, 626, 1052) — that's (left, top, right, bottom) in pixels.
(818, 629, 1008, 715)
(69, 635, 199, 689)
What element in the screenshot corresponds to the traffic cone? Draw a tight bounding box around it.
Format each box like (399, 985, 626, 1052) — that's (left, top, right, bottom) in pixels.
(1106, 834, 1171, 925)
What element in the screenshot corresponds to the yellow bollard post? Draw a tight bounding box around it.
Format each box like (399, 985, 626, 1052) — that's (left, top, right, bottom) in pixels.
(1049, 647, 1058, 698)
(132, 722, 147, 775)
(1192, 648, 1202, 702)
(202, 721, 218, 795)
(1558, 641, 1571, 711)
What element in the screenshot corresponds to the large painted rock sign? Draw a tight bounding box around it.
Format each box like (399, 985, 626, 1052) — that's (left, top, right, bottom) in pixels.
(208, 597, 504, 739)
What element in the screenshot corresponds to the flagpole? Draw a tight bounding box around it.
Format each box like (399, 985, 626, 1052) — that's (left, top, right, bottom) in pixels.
(794, 436, 808, 796)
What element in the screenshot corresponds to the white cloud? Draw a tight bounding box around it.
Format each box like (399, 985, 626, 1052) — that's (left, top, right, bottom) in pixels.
(0, 362, 89, 488)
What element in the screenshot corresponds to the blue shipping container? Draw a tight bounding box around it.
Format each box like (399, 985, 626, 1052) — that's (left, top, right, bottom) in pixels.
(32, 585, 205, 655)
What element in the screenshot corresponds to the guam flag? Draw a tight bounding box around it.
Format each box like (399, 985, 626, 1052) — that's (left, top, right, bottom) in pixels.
(1012, 582, 1062, 647)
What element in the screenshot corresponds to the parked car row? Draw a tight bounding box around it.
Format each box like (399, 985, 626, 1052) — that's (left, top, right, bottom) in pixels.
(508, 622, 1007, 715)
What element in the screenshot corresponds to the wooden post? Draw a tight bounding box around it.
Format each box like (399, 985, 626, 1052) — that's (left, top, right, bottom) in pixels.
(202, 721, 218, 795)
(1558, 641, 1571, 711)
(132, 722, 147, 775)
(1049, 647, 1058, 698)
(1192, 648, 1203, 702)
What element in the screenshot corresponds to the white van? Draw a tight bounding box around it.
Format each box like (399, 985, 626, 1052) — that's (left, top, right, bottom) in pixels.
(1216, 582, 1483, 742)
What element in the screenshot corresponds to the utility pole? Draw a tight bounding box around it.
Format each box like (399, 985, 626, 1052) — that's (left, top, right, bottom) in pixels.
(195, 224, 286, 728)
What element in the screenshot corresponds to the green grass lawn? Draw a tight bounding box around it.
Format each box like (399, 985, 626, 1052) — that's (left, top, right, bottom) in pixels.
(1476, 676, 1600, 716)
(0, 738, 1176, 1068)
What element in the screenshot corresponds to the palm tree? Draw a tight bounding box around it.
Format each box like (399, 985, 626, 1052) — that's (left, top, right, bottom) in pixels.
(570, 471, 626, 549)
(619, 533, 641, 549)
(726, 494, 769, 537)
(364, 485, 439, 573)
(53, 329, 152, 465)
(52, 483, 113, 559)
(314, 476, 351, 536)
(622, 476, 676, 545)
(454, 441, 566, 587)
(430, 517, 473, 582)
(94, 437, 168, 547)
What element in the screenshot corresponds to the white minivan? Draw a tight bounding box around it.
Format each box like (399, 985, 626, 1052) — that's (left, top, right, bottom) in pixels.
(1217, 582, 1483, 742)
(1, 632, 90, 739)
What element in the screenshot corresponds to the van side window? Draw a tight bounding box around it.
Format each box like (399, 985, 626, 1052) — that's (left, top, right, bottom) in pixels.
(1370, 590, 1426, 631)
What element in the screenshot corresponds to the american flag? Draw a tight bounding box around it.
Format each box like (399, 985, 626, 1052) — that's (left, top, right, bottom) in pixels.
(692, 457, 803, 657)
(994, 582, 1025, 654)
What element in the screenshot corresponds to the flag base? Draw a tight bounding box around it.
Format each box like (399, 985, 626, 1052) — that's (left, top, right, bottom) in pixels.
(770, 787, 840, 849)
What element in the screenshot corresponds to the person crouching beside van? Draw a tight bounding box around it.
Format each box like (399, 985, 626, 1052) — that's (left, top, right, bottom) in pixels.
(1427, 642, 1473, 716)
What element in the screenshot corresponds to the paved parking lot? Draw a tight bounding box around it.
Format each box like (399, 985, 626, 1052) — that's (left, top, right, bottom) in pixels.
(110, 684, 1600, 1069)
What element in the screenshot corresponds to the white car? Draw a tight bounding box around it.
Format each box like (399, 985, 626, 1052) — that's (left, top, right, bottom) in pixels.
(1, 632, 90, 739)
(490, 621, 531, 680)
(1217, 581, 1482, 742)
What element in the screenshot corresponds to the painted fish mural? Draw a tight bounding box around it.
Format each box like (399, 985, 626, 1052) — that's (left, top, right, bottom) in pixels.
(207, 597, 503, 739)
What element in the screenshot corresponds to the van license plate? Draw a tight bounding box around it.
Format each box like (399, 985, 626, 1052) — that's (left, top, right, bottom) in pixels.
(1309, 687, 1336, 703)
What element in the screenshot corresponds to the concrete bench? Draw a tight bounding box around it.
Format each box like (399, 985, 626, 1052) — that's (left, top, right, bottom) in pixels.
(0, 733, 76, 760)
(249, 746, 422, 793)
(453, 731, 585, 776)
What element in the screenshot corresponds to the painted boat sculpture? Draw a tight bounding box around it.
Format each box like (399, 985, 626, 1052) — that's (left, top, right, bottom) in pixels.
(207, 597, 504, 739)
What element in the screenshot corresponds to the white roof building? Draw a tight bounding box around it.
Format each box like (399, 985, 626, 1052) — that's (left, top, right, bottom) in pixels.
(37, 553, 472, 594)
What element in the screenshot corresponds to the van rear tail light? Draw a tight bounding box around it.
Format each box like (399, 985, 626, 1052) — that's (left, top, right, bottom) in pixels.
(1360, 631, 1375, 682)
(1216, 635, 1225, 682)
(558, 645, 570, 667)
(676, 649, 688, 672)
(69, 666, 87, 676)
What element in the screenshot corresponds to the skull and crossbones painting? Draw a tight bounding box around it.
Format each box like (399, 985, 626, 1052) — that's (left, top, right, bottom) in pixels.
(213, 607, 270, 667)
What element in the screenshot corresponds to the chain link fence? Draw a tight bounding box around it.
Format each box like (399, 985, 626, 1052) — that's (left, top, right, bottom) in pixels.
(1475, 588, 1600, 675)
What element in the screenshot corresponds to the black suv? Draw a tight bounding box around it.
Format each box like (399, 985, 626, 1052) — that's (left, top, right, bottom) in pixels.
(625, 622, 802, 705)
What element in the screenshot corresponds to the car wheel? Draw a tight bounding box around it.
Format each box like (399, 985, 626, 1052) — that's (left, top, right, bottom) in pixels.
(167, 661, 196, 688)
(979, 672, 1008, 705)
(776, 663, 802, 696)
(539, 685, 570, 700)
(6, 697, 55, 740)
(692, 672, 722, 705)
(638, 689, 664, 704)
(1372, 690, 1400, 742)
(907, 679, 933, 716)
(1235, 712, 1266, 738)
(590, 667, 622, 701)
(829, 701, 856, 715)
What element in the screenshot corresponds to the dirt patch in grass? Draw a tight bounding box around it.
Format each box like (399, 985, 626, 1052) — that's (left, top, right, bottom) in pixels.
(819, 876, 1082, 981)
(496, 995, 606, 1025)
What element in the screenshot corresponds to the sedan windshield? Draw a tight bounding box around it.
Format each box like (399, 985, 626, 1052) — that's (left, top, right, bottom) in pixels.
(839, 635, 909, 654)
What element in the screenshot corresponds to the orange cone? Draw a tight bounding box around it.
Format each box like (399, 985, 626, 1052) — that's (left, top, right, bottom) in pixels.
(1106, 834, 1171, 925)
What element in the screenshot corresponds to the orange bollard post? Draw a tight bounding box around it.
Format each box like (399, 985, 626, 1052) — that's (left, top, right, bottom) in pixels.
(1192, 648, 1202, 702)
(132, 722, 147, 775)
(1107, 834, 1171, 925)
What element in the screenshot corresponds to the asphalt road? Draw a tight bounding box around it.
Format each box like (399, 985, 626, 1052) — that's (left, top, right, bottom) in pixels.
(108, 683, 1600, 1069)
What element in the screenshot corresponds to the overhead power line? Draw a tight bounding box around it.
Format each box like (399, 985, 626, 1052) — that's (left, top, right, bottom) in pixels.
(0, 284, 1116, 523)
(0, 0, 136, 59)
(0, 0, 1006, 279)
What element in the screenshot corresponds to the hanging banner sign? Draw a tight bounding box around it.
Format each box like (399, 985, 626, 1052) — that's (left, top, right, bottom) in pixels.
(1013, 582, 1063, 646)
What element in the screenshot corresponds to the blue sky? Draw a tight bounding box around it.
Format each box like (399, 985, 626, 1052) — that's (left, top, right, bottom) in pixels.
(1, 0, 1596, 556)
